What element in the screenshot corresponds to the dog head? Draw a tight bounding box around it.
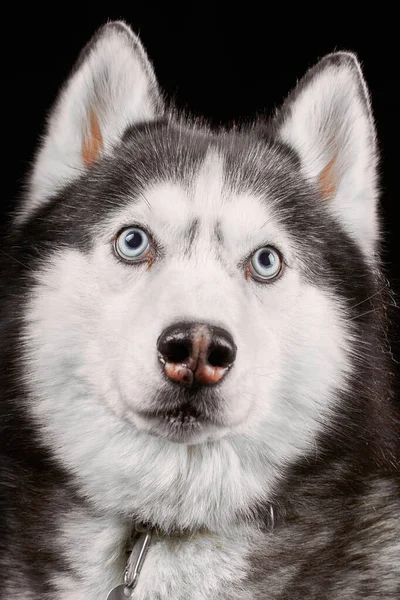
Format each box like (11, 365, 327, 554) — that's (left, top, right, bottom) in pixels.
(14, 22, 380, 529)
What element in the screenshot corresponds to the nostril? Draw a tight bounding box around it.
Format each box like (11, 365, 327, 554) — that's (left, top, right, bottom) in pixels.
(207, 347, 233, 368)
(160, 341, 190, 364)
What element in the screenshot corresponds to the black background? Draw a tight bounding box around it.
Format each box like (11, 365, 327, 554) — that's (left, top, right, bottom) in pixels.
(3, 8, 399, 355)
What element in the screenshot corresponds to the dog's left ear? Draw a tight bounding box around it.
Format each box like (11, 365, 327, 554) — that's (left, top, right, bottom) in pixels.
(21, 21, 163, 223)
(274, 53, 379, 255)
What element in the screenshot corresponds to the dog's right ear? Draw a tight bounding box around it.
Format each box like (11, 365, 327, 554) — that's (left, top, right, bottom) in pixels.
(18, 21, 163, 224)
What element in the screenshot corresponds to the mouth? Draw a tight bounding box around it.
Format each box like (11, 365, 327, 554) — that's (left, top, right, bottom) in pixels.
(139, 409, 205, 442)
(134, 387, 226, 443)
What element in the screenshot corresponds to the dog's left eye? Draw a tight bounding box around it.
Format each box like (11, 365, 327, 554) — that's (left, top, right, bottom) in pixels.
(115, 227, 150, 261)
(248, 246, 282, 281)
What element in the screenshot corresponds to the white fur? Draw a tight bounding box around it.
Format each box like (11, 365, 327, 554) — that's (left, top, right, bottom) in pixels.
(17, 22, 161, 224)
(278, 53, 378, 256)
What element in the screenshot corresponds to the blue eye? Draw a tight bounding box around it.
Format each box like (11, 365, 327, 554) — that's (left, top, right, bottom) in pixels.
(249, 246, 282, 281)
(115, 227, 150, 261)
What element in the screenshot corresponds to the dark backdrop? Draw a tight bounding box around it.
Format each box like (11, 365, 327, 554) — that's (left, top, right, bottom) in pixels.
(3, 8, 399, 358)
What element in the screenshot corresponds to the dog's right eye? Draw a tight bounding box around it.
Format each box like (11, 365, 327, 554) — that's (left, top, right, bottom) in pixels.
(114, 227, 151, 261)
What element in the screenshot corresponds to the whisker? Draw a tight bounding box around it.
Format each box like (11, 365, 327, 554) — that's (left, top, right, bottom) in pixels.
(141, 194, 153, 213)
(349, 283, 390, 310)
(0, 248, 32, 271)
(349, 307, 384, 321)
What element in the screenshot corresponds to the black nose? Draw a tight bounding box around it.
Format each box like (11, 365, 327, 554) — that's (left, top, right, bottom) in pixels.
(157, 322, 237, 387)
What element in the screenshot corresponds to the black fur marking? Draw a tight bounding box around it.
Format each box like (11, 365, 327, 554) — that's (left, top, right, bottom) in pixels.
(0, 285, 81, 597)
(214, 221, 224, 245)
(184, 218, 200, 254)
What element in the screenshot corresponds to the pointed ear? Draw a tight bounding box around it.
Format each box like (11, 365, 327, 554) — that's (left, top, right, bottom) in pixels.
(274, 52, 379, 255)
(21, 21, 163, 222)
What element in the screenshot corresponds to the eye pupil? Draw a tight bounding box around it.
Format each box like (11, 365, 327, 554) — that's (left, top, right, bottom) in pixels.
(125, 231, 143, 249)
(258, 250, 274, 268)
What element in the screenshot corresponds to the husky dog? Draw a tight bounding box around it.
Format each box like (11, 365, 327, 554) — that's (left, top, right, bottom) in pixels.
(0, 21, 399, 600)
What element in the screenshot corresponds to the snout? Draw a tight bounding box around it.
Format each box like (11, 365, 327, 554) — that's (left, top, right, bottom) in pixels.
(157, 322, 237, 387)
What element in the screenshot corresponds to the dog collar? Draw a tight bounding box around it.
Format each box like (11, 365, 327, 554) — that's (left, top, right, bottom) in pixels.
(106, 507, 276, 598)
(106, 522, 210, 599)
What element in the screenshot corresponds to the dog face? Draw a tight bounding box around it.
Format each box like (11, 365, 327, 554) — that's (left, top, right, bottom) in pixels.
(15, 23, 379, 529)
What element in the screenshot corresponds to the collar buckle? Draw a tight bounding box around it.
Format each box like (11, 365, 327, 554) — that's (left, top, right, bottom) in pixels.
(123, 530, 153, 594)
